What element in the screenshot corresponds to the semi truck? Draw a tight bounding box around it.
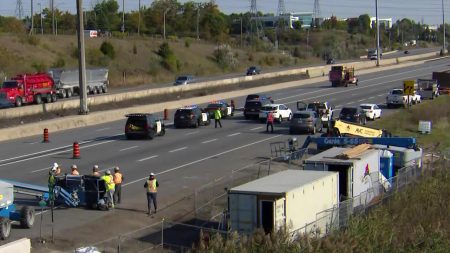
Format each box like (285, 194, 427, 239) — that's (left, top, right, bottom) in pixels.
(432, 71, 450, 95)
(0, 73, 57, 107)
(48, 68, 109, 98)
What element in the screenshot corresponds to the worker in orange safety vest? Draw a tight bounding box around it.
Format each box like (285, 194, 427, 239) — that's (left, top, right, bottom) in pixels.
(113, 167, 124, 205)
(266, 111, 274, 133)
(144, 173, 159, 215)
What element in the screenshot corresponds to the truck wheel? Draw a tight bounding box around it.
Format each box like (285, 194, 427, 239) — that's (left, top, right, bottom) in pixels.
(0, 218, 11, 240)
(45, 94, 52, 103)
(20, 206, 35, 229)
(102, 86, 108, 93)
(159, 127, 166, 136)
(15, 97, 22, 107)
(34, 94, 42, 104)
(66, 89, 73, 98)
(51, 93, 57, 102)
(148, 129, 155, 140)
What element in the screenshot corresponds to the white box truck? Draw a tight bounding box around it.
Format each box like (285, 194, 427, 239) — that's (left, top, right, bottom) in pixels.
(228, 170, 339, 235)
(303, 147, 382, 202)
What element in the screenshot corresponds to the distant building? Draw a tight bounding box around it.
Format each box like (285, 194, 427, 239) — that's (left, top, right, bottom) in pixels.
(252, 12, 314, 29)
(427, 25, 438, 31)
(370, 17, 393, 29)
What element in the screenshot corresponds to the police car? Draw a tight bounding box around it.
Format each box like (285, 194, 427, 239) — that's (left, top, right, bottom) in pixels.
(174, 105, 210, 128)
(125, 113, 166, 139)
(205, 100, 234, 118)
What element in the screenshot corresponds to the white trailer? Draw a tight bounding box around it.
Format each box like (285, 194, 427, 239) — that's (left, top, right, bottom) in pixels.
(48, 68, 109, 98)
(303, 147, 382, 201)
(228, 170, 339, 235)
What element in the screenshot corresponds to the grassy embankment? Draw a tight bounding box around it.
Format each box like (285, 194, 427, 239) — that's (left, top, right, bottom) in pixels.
(190, 96, 450, 253)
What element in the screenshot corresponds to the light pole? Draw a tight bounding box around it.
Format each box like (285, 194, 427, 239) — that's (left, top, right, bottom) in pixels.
(442, 0, 446, 55)
(121, 0, 125, 33)
(76, 0, 88, 115)
(375, 0, 380, 66)
(163, 8, 170, 40)
(196, 4, 200, 40)
(38, 2, 43, 34)
(138, 0, 141, 35)
(30, 0, 34, 35)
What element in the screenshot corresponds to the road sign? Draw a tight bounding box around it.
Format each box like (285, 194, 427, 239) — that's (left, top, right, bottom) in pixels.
(403, 80, 415, 95)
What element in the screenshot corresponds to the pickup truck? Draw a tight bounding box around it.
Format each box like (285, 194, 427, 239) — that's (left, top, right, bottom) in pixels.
(297, 101, 333, 127)
(386, 89, 421, 108)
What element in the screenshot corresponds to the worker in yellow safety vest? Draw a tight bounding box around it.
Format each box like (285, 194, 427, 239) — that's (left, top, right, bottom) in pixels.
(144, 173, 159, 215)
(113, 167, 124, 205)
(214, 108, 222, 128)
(102, 170, 115, 208)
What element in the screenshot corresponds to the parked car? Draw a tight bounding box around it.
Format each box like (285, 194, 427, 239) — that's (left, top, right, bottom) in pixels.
(339, 106, 367, 125)
(174, 106, 210, 128)
(289, 111, 323, 134)
(246, 66, 261, 75)
(243, 99, 271, 119)
(245, 94, 274, 103)
(326, 58, 335, 64)
(258, 104, 292, 123)
(174, 75, 194, 86)
(125, 113, 166, 139)
(204, 101, 234, 118)
(359, 104, 382, 120)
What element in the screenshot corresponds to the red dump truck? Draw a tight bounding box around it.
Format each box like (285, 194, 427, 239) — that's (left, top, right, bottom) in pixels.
(329, 66, 358, 87)
(432, 71, 450, 95)
(0, 73, 57, 107)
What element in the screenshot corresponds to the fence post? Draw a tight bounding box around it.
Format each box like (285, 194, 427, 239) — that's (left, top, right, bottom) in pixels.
(161, 218, 165, 249)
(194, 190, 198, 218)
(117, 235, 121, 253)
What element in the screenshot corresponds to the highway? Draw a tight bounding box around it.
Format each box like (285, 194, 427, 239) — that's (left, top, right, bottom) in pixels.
(1, 56, 449, 246)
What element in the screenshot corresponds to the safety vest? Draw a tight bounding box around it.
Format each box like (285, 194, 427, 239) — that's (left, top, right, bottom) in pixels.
(48, 173, 56, 187)
(102, 175, 115, 191)
(146, 179, 157, 193)
(114, 172, 123, 184)
(267, 112, 274, 123)
(214, 109, 222, 119)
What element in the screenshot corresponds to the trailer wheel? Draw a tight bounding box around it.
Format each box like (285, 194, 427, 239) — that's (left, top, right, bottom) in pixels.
(20, 206, 35, 229)
(0, 218, 11, 240)
(15, 97, 22, 107)
(34, 94, 42, 104)
(45, 94, 52, 103)
(102, 86, 108, 93)
(51, 93, 57, 103)
(66, 89, 73, 98)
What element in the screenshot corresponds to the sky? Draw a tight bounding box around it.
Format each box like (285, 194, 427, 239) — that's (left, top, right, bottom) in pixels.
(0, 0, 448, 26)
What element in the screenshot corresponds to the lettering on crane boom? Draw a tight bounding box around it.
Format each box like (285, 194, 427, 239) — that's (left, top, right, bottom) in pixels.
(334, 120, 383, 138)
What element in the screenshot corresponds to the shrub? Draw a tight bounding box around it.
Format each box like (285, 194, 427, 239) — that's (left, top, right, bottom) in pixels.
(213, 44, 238, 70)
(27, 36, 40, 46)
(132, 44, 137, 55)
(87, 48, 109, 66)
(31, 61, 47, 72)
(52, 57, 66, 68)
(184, 39, 191, 48)
(157, 42, 180, 72)
(100, 41, 115, 59)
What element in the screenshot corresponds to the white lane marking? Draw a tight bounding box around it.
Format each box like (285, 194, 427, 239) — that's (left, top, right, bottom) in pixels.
(335, 105, 342, 108)
(250, 126, 263, 131)
(119, 146, 139, 152)
(28, 142, 39, 145)
(368, 96, 375, 99)
(0, 133, 123, 164)
(378, 94, 385, 97)
(202, 139, 218, 144)
(169, 147, 188, 153)
(185, 131, 199, 136)
(228, 132, 241, 137)
(0, 139, 117, 167)
(138, 155, 159, 162)
(96, 128, 110, 132)
(123, 135, 282, 187)
(31, 167, 51, 173)
(357, 99, 365, 102)
(346, 102, 353, 105)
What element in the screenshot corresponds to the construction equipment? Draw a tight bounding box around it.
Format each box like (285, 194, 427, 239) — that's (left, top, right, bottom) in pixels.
(432, 71, 450, 95)
(301, 136, 417, 150)
(329, 119, 389, 138)
(417, 79, 439, 99)
(329, 66, 358, 87)
(0, 180, 35, 240)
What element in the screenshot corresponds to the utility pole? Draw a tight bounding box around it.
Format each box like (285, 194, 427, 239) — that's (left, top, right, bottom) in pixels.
(121, 0, 125, 33)
(196, 3, 200, 40)
(164, 8, 170, 40)
(51, 0, 55, 35)
(30, 0, 34, 35)
(138, 0, 141, 35)
(240, 17, 243, 47)
(76, 0, 88, 115)
(442, 0, 446, 55)
(38, 2, 43, 34)
(375, 0, 380, 66)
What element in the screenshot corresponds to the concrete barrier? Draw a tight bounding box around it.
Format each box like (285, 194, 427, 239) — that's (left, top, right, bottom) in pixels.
(0, 51, 439, 120)
(0, 238, 31, 253)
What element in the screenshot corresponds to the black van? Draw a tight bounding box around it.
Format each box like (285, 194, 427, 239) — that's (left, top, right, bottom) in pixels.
(124, 114, 166, 139)
(244, 99, 271, 119)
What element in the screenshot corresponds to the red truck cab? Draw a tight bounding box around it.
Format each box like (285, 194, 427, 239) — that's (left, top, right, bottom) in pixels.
(0, 73, 57, 107)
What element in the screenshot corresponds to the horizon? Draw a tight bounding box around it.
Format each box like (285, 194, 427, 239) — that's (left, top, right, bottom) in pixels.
(0, 0, 447, 26)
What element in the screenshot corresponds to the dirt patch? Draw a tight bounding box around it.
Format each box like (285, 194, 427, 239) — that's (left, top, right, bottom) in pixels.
(0, 74, 306, 129)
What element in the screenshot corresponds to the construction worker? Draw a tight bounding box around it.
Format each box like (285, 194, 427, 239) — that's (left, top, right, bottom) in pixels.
(144, 173, 159, 215)
(266, 111, 274, 133)
(48, 164, 57, 205)
(92, 165, 101, 177)
(70, 164, 80, 176)
(53, 162, 62, 176)
(113, 167, 123, 205)
(101, 170, 115, 208)
(214, 108, 222, 128)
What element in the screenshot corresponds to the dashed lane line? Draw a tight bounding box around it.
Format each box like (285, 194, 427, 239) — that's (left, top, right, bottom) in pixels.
(202, 139, 218, 144)
(119, 146, 139, 152)
(228, 133, 241, 137)
(137, 155, 159, 162)
(169, 147, 188, 153)
(250, 126, 263, 131)
(185, 131, 199, 136)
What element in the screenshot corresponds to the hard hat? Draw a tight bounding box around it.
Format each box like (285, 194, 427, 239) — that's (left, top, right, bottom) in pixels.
(93, 165, 99, 169)
(114, 167, 120, 171)
(150, 173, 155, 176)
(105, 170, 111, 175)
(71, 164, 77, 169)
(52, 162, 58, 171)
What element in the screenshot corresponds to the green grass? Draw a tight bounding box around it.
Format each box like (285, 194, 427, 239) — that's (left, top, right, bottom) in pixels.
(371, 96, 450, 151)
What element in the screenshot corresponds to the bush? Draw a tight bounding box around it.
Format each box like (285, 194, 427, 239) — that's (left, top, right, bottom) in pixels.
(213, 44, 238, 70)
(52, 57, 66, 68)
(87, 48, 109, 66)
(184, 39, 191, 48)
(31, 61, 47, 72)
(100, 41, 115, 59)
(157, 42, 180, 72)
(27, 36, 40, 46)
(132, 44, 137, 55)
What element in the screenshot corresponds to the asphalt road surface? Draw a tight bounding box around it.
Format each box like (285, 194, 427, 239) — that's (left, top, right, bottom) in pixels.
(1, 56, 449, 248)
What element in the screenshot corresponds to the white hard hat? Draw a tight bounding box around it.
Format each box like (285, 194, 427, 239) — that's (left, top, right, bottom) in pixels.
(150, 173, 155, 176)
(105, 170, 111, 175)
(71, 164, 77, 169)
(52, 163, 58, 171)
(93, 165, 99, 169)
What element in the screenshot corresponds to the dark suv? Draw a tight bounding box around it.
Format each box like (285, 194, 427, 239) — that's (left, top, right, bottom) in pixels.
(338, 107, 367, 125)
(174, 106, 210, 128)
(125, 114, 166, 139)
(245, 94, 273, 103)
(244, 99, 271, 119)
(246, 66, 261, 75)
